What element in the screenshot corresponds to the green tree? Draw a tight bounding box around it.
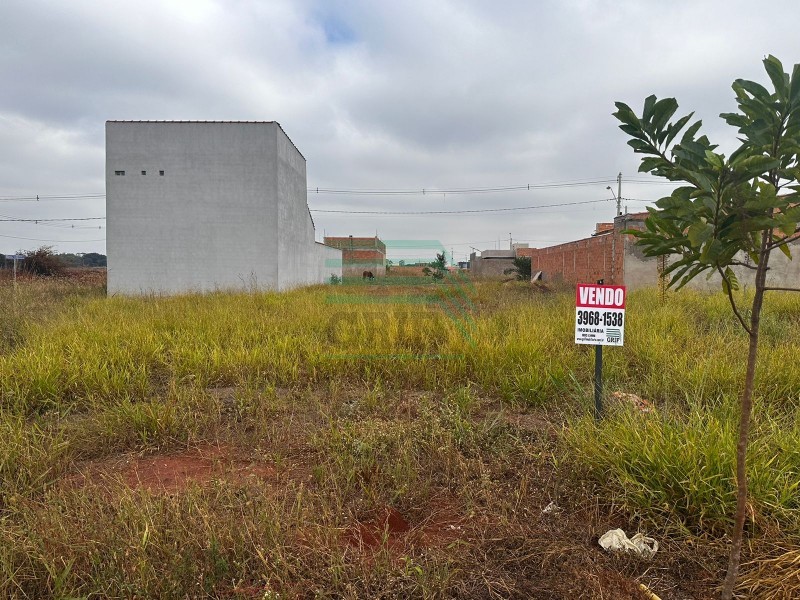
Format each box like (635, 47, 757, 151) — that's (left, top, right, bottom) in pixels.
(81, 252, 107, 267)
(422, 252, 448, 280)
(504, 256, 532, 281)
(56, 253, 82, 267)
(614, 55, 800, 599)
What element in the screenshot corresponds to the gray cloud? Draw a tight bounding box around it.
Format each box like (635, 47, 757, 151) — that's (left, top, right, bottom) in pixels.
(1, 0, 798, 259)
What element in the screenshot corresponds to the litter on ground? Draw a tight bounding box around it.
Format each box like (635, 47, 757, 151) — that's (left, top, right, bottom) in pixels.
(598, 528, 659, 558)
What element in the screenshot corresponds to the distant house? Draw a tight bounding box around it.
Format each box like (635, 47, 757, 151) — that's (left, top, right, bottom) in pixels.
(106, 121, 341, 295)
(468, 249, 516, 277)
(323, 236, 387, 278)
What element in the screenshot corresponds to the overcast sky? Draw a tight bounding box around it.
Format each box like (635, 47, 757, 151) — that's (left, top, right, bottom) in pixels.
(1, 0, 798, 261)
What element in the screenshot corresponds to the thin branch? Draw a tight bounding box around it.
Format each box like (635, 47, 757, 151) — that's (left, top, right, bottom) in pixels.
(717, 265, 752, 335)
(729, 260, 759, 271)
(763, 286, 800, 293)
(766, 230, 800, 251)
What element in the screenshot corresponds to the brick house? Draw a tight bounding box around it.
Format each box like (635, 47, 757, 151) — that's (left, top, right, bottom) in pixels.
(323, 236, 387, 278)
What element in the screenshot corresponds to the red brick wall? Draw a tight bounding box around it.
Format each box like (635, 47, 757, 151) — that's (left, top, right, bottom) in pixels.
(519, 234, 618, 284)
(323, 236, 387, 253)
(341, 249, 386, 277)
(517, 213, 648, 285)
(342, 249, 384, 262)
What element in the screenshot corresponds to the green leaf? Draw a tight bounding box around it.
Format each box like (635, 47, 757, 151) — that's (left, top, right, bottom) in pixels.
(652, 98, 679, 132)
(720, 112, 749, 129)
(778, 241, 792, 259)
(613, 102, 641, 128)
(734, 78, 772, 102)
(642, 95, 657, 122)
(627, 139, 654, 153)
(638, 157, 661, 173)
(693, 172, 715, 192)
(619, 124, 649, 140)
(789, 63, 800, 108)
(700, 239, 723, 263)
(724, 266, 740, 292)
(662, 113, 694, 148)
(705, 150, 724, 168)
(778, 219, 797, 237)
(731, 155, 780, 180)
(688, 221, 713, 247)
(701, 196, 717, 212)
(680, 120, 703, 144)
(763, 55, 789, 100)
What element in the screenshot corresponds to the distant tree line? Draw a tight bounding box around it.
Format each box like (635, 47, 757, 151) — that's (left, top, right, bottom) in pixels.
(0, 247, 106, 273)
(54, 252, 107, 267)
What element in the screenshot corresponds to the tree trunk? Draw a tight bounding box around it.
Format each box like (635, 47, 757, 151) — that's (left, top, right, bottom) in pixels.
(720, 255, 769, 600)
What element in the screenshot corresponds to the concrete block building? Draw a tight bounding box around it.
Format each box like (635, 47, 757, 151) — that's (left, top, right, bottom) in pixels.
(106, 121, 341, 295)
(468, 249, 516, 277)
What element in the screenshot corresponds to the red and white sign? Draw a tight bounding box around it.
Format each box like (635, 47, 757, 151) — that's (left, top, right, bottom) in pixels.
(575, 283, 626, 346)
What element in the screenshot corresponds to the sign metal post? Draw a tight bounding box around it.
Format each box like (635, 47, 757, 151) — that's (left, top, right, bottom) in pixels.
(594, 342, 603, 419)
(575, 281, 626, 420)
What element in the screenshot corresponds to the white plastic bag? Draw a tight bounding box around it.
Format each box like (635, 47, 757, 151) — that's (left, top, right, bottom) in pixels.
(598, 528, 658, 558)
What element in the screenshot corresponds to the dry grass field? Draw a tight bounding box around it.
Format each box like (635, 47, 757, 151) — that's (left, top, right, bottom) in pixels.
(0, 272, 798, 598)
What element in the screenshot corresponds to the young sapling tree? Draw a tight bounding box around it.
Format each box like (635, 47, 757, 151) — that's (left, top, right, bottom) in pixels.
(613, 55, 800, 599)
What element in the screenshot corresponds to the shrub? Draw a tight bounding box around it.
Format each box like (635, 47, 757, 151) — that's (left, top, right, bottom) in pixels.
(22, 246, 65, 277)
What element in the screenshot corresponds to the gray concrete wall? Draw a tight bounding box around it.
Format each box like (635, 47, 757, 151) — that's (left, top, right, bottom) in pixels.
(623, 237, 800, 292)
(621, 233, 660, 291)
(469, 250, 515, 278)
(106, 121, 339, 295)
(275, 126, 317, 289)
(684, 242, 800, 292)
(315, 242, 343, 282)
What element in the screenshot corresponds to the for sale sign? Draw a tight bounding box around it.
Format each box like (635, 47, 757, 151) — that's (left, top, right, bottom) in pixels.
(575, 283, 626, 346)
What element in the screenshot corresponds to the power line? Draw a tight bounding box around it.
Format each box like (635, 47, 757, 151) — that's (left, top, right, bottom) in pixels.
(0, 175, 653, 205)
(0, 194, 106, 202)
(0, 178, 617, 203)
(0, 176, 673, 204)
(441, 237, 573, 247)
(623, 179, 677, 184)
(311, 198, 612, 215)
(24, 224, 105, 230)
(0, 217, 105, 222)
(307, 178, 617, 196)
(0, 233, 105, 243)
(0, 213, 105, 230)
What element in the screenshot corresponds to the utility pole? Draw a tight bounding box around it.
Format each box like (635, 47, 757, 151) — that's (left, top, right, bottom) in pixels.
(616, 172, 622, 216)
(11, 252, 21, 299)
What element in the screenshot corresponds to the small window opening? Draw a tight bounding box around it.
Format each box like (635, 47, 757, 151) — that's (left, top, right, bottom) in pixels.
(159, 170, 165, 176)
(115, 170, 125, 176)
(141, 170, 147, 176)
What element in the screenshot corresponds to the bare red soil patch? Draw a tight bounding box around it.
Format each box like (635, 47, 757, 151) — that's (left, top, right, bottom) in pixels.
(346, 500, 464, 553)
(69, 444, 276, 492)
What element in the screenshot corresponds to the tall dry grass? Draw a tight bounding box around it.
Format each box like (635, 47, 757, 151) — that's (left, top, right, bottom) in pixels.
(1, 276, 799, 597)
